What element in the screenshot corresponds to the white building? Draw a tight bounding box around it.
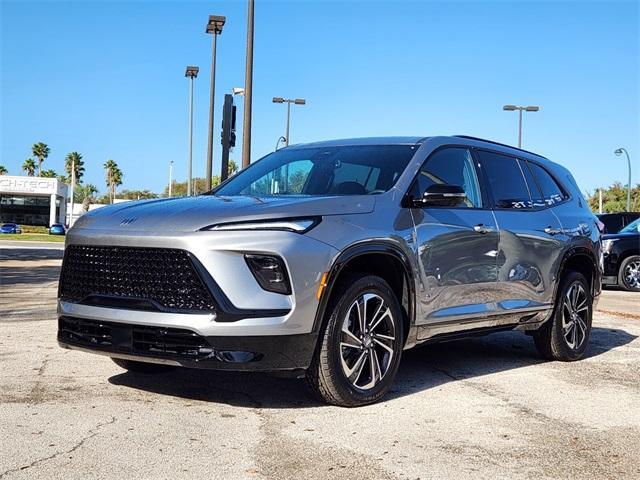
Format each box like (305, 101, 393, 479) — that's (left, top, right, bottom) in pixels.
(0, 175, 68, 226)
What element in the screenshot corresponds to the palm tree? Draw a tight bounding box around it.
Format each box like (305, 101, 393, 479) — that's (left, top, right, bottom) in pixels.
(41, 169, 57, 178)
(103, 159, 123, 203)
(64, 152, 85, 184)
(22, 158, 36, 176)
(32, 142, 50, 176)
(0, 165, 7, 175)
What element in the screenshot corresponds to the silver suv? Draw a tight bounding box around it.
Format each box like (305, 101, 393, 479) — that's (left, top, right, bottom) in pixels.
(58, 136, 602, 406)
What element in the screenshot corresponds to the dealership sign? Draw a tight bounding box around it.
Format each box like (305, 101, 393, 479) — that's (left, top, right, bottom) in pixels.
(0, 175, 68, 197)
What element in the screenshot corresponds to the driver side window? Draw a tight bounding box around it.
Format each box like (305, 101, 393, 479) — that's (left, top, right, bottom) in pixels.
(410, 147, 482, 208)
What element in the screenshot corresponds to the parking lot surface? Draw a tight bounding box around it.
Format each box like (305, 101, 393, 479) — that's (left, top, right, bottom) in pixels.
(1, 246, 639, 479)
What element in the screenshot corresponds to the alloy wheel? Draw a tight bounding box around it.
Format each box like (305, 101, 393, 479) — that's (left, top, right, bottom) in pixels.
(561, 282, 589, 350)
(339, 293, 396, 390)
(623, 259, 640, 290)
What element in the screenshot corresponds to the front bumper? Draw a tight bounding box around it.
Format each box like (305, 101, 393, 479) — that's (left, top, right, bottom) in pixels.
(58, 316, 317, 373)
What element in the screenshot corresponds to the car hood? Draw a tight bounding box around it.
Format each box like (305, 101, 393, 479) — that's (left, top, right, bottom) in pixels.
(603, 232, 639, 240)
(72, 195, 376, 233)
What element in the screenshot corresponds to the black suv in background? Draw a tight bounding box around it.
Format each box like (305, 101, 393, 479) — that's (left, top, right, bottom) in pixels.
(597, 212, 640, 234)
(602, 217, 640, 292)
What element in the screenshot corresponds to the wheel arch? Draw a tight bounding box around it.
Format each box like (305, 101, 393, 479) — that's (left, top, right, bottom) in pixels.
(555, 247, 599, 300)
(312, 241, 417, 345)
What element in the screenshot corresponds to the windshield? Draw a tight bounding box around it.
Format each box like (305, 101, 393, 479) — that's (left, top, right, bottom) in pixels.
(214, 145, 417, 197)
(621, 218, 640, 233)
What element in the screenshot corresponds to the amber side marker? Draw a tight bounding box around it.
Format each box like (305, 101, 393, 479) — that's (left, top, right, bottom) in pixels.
(316, 272, 329, 300)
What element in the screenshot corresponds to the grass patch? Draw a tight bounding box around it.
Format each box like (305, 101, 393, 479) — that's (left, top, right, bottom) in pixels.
(0, 233, 65, 242)
(21, 225, 50, 234)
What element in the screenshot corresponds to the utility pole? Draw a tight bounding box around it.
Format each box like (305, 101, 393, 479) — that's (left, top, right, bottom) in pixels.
(272, 97, 306, 146)
(241, 0, 255, 169)
(69, 158, 75, 226)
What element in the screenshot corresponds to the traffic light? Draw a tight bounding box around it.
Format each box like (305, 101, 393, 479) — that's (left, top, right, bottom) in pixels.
(221, 94, 236, 149)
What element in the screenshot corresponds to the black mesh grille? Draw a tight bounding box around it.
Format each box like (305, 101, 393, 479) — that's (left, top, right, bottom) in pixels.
(58, 317, 213, 360)
(59, 245, 216, 312)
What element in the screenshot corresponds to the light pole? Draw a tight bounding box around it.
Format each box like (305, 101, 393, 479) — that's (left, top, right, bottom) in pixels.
(185, 66, 199, 196)
(168, 161, 174, 197)
(241, 0, 255, 169)
(205, 15, 225, 191)
(615, 148, 632, 212)
(503, 104, 539, 148)
(272, 97, 306, 146)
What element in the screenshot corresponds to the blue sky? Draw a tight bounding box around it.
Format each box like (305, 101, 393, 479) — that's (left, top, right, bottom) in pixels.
(1, 0, 638, 195)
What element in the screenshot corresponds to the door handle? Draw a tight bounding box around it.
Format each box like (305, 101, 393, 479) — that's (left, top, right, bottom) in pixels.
(544, 226, 562, 235)
(473, 224, 494, 234)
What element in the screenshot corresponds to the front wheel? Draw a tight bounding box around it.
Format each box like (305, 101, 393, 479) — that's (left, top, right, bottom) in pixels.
(533, 271, 592, 361)
(306, 275, 404, 407)
(618, 255, 640, 292)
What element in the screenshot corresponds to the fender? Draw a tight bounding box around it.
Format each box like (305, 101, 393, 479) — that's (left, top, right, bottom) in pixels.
(311, 240, 418, 346)
(554, 246, 601, 301)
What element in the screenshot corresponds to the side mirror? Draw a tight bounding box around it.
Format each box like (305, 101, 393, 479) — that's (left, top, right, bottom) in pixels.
(414, 184, 467, 207)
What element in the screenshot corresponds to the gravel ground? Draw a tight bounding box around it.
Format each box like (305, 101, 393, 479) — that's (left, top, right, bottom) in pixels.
(1, 247, 639, 479)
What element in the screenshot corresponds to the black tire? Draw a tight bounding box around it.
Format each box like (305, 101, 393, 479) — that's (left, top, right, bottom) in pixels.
(306, 274, 404, 407)
(618, 255, 640, 292)
(533, 271, 592, 361)
(111, 358, 175, 374)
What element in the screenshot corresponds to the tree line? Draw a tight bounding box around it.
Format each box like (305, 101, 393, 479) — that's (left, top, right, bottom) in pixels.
(0, 142, 124, 207)
(587, 182, 640, 213)
(0, 143, 242, 205)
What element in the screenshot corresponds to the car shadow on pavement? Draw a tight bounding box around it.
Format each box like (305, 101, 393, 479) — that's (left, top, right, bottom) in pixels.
(108, 326, 637, 409)
(0, 264, 61, 286)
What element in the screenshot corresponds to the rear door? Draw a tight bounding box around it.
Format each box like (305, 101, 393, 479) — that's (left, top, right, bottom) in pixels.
(476, 150, 564, 312)
(409, 146, 500, 338)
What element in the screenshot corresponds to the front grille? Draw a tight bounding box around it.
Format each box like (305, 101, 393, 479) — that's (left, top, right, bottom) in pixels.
(59, 245, 216, 312)
(58, 316, 213, 360)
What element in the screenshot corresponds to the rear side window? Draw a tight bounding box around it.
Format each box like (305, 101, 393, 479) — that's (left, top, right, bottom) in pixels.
(527, 161, 567, 206)
(477, 151, 532, 209)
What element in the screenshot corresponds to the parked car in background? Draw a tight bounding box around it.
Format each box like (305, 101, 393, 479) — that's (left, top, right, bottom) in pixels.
(597, 212, 640, 234)
(0, 223, 22, 234)
(49, 223, 66, 235)
(602, 217, 640, 292)
(57, 136, 602, 406)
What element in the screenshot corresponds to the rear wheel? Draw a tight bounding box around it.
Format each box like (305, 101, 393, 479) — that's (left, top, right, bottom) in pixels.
(533, 271, 592, 361)
(111, 358, 175, 374)
(306, 275, 404, 407)
(618, 255, 640, 292)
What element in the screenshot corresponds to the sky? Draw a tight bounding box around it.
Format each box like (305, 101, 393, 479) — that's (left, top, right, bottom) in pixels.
(1, 0, 638, 196)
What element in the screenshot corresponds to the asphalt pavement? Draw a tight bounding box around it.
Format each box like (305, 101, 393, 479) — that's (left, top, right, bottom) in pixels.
(1, 248, 639, 479)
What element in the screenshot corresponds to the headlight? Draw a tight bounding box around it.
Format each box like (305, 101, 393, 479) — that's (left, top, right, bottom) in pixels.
(245, 254, 291, 295)
(602, 239, 617, 254)
(202, 217, 320, 233)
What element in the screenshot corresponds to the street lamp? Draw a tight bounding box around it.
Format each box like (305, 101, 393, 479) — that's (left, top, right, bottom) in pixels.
(615, 148, 632, 212)
(185, 65, 199, 196)
(503, 104, 539, 148)
(205, 15, 226, 191)
(275, 136, 287, 151)
(272, 97, 306, 146)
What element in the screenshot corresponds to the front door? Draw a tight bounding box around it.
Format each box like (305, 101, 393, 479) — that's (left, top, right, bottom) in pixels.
(408, 147, 500, 339)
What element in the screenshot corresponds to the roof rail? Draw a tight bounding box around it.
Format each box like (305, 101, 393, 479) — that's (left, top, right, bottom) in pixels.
(453, 135, 547, 159)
